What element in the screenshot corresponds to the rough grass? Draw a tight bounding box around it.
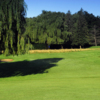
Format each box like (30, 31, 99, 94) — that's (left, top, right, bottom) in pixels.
(29, 48, 90, 53)
(0, 50, 100, 100)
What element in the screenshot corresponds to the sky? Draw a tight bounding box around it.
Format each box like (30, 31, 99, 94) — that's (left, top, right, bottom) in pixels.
(24, 0, 100, 18)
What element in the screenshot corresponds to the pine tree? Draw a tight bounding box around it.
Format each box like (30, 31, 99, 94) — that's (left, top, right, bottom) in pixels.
(72, 9, 89, 48)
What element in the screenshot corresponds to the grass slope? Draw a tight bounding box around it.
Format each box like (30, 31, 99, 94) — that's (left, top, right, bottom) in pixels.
(89, 46, 100, 48)
(0, 50, 100, 100)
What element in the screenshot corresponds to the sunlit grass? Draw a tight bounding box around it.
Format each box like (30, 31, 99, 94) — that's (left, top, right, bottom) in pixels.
(0, 50, 100, 100)
(89, 46, 100, 48)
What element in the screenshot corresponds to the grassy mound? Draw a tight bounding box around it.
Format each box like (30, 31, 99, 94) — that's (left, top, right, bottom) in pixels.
(89, 46, 100, 48)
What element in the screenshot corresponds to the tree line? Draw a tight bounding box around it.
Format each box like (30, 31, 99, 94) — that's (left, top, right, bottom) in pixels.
(25, 9, 100, 49)
(0, 0, 100, 55)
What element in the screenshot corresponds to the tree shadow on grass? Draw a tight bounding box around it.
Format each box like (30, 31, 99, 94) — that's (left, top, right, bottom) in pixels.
(0, 58, 63, 78)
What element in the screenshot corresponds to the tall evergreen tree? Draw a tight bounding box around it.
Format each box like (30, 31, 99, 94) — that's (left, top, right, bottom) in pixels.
(72, 9, 89, 48)
(63, 10, 73, 47)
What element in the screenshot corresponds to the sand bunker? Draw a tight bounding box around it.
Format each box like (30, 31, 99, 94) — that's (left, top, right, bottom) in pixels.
(0, 59, 13, 62)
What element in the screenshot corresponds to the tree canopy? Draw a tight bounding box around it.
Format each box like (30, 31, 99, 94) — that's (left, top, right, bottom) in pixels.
(25, 9, 100, 49)
(0, 0, 27, 55)
(1, 3, 100, 55)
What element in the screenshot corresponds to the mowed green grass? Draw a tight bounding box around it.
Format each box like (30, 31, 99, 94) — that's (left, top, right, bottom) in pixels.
(0, 50, 100, 100)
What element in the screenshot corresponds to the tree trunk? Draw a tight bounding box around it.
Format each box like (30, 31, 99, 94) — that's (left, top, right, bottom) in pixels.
(93, 25, 97, 46)
(61, 45, 63, 49)
(17, 34, 20, 55)
(94, 35, 97, 46)
(46, 44, 49, 49)
(80, 45, 81, 49)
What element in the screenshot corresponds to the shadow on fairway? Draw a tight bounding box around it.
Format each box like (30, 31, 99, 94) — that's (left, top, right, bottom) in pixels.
(0, 58, 63, 78)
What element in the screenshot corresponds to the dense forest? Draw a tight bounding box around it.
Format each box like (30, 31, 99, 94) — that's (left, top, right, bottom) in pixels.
(0, 0, 100, 55)
(25, 9, 100, 49)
